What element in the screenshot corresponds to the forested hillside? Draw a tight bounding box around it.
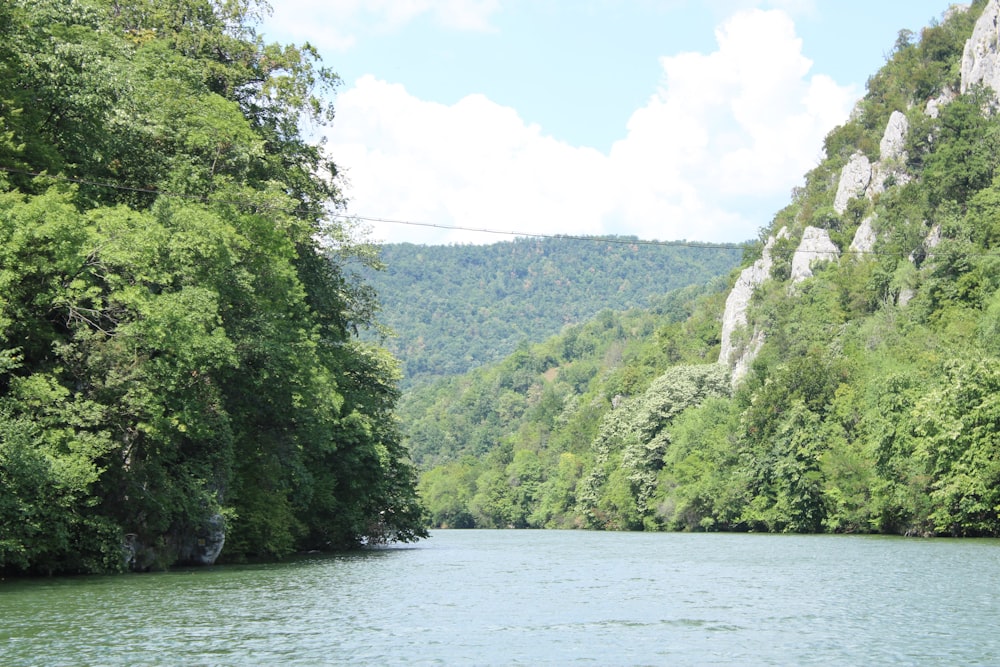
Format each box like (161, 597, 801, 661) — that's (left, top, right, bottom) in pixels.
(360, 238, 741, 386)
(413, 0, 1000, 537)
(0, 0, 425, 575)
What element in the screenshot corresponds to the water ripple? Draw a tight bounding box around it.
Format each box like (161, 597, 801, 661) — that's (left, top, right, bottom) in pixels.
(4, 532, 1000, 665)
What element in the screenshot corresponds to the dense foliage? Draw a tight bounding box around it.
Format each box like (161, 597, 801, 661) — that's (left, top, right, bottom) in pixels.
(0, 0, 425, 575)
(359, 238, 742, 387)
(406, 280, 732, 528)
(413, 1, 1000, 537)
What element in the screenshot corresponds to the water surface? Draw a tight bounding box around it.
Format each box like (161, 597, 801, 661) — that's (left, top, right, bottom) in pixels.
(3, 530, 999, 665)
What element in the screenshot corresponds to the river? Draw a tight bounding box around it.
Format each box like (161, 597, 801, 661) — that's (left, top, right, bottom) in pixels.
(2, 530, 999, 665)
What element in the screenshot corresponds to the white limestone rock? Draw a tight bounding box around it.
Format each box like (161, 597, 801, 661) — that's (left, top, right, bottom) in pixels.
(907, 223, 943, 264)
(870, 111, 913, 196)
(718, 228, 788, 372)
(926, 88, 956, 118)
(791, 226, 840, 283)
(946, 4, 971, 22)
(879, 110, 909, 161)
(961, 0, 1000, 97)
(730, 329, 766, 387)
(850, 215, 878, 255)
(834, 152, 872, 214)
(869, 165, 911, 198)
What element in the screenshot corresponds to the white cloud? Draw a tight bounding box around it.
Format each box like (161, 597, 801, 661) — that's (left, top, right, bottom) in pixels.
(264, 0, 500, 53)
(325, 8, 856, 245)
(331, 77, 613, 244)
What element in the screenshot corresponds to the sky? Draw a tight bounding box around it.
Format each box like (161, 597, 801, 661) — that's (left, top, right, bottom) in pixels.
(261, 1, 959, 246)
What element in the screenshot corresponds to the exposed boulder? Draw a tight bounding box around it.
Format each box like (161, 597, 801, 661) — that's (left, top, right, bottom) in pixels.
(834, 112, 912, 214)
(909, 223, 944, 264)
(869, 111, 912, 196)
(791, 226, 840, 283)
(833, 152, 872, 214)
(879, 110, 909, 161)
(961, 0, 1000, 97)
(177, 513, 227, 566)
(850, 215, 878, 255)
(719, 228, 788, 378)
(928, 224, 943, 247)
(123, 513, 226, 571)
(926, 88, 956, 118)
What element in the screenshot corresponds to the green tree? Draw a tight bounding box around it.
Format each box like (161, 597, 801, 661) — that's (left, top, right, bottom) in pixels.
(0, 0, 425, 574)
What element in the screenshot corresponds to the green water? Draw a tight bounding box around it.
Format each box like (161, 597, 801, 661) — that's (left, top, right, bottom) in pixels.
(3, 530, 999, 665)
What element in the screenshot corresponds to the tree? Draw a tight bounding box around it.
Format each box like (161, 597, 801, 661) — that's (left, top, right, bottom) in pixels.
(0, 0, 426, 574)
(912, 359, 1000, 535)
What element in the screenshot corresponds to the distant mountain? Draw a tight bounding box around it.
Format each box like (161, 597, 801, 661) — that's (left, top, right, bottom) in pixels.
(411, 1, 1000, 538)
(359, 236, 743, 387)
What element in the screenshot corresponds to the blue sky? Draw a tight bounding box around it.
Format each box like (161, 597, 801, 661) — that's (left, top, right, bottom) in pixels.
(263, 1, 958, 245)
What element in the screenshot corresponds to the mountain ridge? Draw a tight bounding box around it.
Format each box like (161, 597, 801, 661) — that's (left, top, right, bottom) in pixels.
(410, 0, 1000, 537)
(359, 236, 742, 387)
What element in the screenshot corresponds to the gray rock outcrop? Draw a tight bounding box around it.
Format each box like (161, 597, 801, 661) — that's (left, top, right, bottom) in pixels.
(899, 223, 945, 307)
(925, 223, 943, 254)
(961, 0, 1000, 96)
(833, 152, 872, 214)
(123, 513, 226, 570)
(178, 513, 227, 566)
(926, 88, 956, 118)
(869, 111, 911, 195)
(850, 215, 877, 255)
(719, 228, 788, 381)
(946, 3, 972, 22)
(879, 110, 909, 160)
(791, 226, 840, 283)
(834, 111, 912, 215)
(730, 330, 765, 387)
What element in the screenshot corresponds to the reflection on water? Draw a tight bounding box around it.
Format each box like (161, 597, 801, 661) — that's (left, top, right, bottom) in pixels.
(3, 531, 1000, 665)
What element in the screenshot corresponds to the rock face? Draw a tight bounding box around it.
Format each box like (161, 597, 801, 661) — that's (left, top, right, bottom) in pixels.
(926, 88, 956, 118)
(850, 215, 877, 255)
(123, 513, 226, 570)
(961, 0, 1000, 96)
(719, 228, 787, 383)
(833, 152, 872, 214)
(869, 111, 912, 195)
(834, 111, 911, 214)
(879, 110, 909, 160)
(791, 227, 840, 283)
(177, 513, 227, 566)
(731, 329, 765, 387)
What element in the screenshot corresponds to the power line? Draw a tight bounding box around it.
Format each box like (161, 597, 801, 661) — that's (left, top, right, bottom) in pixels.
(1, 164, 746, 250)
(328, 212, 746, 250)
(5, 164, 995, 259)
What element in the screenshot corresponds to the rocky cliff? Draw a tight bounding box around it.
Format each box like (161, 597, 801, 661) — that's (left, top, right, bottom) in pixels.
(718, 0, 1000, 384)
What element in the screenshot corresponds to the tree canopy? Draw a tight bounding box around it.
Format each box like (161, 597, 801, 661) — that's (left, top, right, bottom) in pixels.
(0, 0, 425, 575)
(358, 237, 742, 387)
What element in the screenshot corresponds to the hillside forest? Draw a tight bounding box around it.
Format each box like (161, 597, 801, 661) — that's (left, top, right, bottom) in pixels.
(409, 1, 1000, 538)
(358, 238, 742, 387)
(0, 0, 426, 575)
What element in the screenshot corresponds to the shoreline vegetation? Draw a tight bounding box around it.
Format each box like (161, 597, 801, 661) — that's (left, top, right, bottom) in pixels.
(0, 0, 425, 576)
